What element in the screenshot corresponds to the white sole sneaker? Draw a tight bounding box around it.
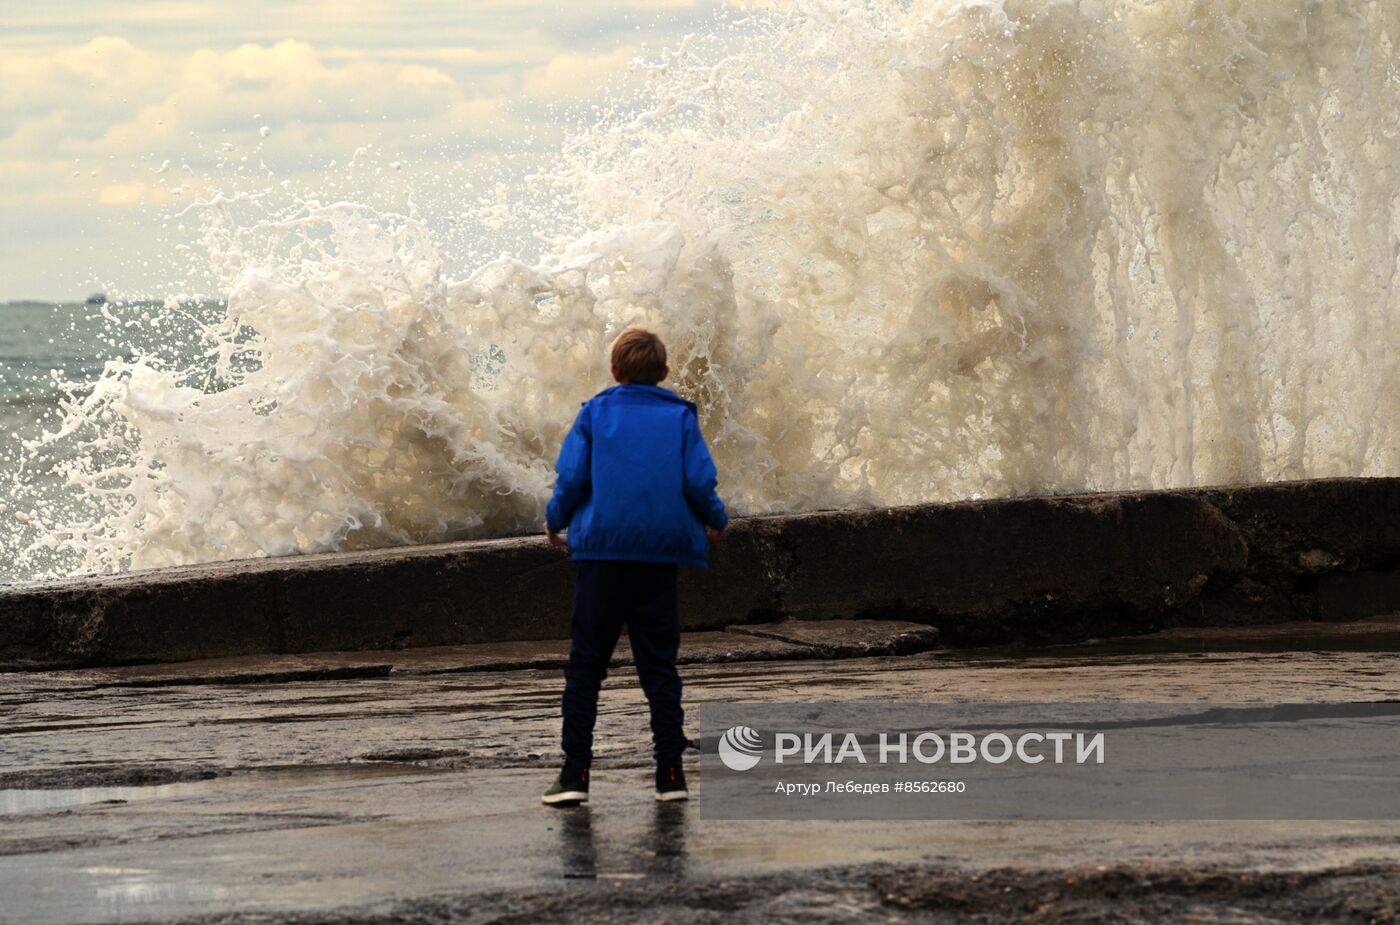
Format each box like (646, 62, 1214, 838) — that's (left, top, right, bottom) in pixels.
(542, 790, 588, 806)
(654, 789, 689, 802)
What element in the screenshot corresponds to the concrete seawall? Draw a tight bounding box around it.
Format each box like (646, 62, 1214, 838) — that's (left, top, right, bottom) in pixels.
(4, 477, 1400, 670)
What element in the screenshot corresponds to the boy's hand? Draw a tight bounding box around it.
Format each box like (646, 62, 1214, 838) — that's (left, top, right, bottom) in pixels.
(706, 526, 724, 543)
(545, 522, 567, 548)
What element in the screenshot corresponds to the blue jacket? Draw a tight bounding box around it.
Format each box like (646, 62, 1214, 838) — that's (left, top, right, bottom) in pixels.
(546, 384, 729, 569)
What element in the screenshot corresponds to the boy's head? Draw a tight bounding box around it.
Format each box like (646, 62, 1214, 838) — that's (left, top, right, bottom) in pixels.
(610, 327, 668, 385)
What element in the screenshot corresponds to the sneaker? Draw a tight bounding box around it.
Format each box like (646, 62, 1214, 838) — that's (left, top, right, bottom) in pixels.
(542, 766, 589, 806)
(655, 765, 689, 802)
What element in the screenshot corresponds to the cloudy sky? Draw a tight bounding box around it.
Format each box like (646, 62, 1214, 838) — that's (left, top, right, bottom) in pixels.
(0, 1, 727, 301)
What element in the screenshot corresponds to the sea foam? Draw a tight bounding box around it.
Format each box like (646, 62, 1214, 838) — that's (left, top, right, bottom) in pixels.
(13, 0, 1400, 578)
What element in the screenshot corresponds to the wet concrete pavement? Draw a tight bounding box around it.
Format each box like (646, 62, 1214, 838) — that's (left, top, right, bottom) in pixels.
(3, 619, 1400, 923)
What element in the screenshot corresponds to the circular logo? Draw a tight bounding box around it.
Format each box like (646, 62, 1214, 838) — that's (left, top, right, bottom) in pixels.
(718, 724, 764, 771)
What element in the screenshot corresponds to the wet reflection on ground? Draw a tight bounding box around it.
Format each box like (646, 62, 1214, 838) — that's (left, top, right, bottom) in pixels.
(555, 800, 690, 881)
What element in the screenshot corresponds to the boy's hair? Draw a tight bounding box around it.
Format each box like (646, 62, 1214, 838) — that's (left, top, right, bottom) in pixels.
(611, 327, 667, 385)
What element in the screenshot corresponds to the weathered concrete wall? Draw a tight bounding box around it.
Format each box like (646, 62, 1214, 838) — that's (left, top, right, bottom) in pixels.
(4, 477, 1400, 669)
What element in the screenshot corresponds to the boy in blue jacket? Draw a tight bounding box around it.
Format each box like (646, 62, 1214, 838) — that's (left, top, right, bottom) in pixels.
(541, 328, 728, 806)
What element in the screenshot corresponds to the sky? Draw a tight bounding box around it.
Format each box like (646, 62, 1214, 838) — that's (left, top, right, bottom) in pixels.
(0, 0, 728, 301)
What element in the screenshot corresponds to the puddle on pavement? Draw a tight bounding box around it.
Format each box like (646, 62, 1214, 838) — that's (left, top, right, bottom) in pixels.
(85, 866, 233, 910)
(0, 763, 431, 816)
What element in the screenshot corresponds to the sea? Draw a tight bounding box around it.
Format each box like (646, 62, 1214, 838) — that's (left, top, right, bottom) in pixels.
(3, 1, 1399, 585)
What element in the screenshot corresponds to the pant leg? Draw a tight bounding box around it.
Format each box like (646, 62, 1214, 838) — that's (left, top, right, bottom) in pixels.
(624, 563, 685, 766)
(561, 561, 625, 769)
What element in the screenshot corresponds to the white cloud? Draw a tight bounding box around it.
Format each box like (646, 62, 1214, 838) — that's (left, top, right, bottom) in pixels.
(0, 37, 511, 164)
(97, 180, 173, 206)
(521, 46, 640, 101)
(0, 2, 725, 299)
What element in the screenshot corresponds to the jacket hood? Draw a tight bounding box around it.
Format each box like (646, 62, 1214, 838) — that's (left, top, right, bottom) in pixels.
(590, 383, 696, 412)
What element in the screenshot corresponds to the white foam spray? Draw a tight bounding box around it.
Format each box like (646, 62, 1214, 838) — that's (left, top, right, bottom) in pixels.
(13, 0, 1400, 579)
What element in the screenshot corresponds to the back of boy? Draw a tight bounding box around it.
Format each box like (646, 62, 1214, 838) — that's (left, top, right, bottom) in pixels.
(541, 328, 728, 806)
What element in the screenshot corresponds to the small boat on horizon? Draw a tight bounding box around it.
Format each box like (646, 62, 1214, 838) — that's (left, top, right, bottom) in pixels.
(85, 293, 108, 305)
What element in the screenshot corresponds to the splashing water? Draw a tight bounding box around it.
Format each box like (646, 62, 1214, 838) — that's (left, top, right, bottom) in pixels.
(9, 0, 1400, 581)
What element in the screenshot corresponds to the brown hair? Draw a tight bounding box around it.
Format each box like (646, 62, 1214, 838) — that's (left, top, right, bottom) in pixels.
(610, 327, 667, 385)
